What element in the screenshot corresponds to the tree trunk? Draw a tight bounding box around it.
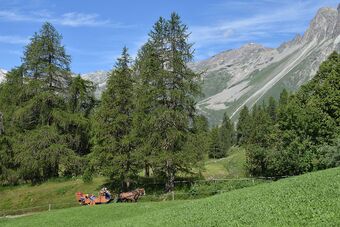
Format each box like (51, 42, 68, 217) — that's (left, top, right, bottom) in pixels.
(0, 112, 4, 135)
(165, 160, 175, 192)
(144, 162, 150, 177)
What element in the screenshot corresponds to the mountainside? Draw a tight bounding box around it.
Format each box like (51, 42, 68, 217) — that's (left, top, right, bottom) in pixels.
(0, 69, 7, 83)
(81, 70, 108, 97)
(195, 6, 340, 125)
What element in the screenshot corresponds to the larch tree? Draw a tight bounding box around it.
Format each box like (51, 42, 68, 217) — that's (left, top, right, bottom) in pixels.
(23, 22, 71, 92)
(236, 106, 252, 145)
(218, 113, 235, 156)
(137, 13, 201, 192)
(0, 22, 94, 184)
(92, 47, 138, 190)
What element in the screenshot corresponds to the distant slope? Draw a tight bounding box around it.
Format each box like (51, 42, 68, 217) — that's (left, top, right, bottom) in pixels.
(2, 167, 339, 226)
(0, 69, 7, 83)
(81, 70, 108, 98)
(202, 147, 246, 179)
(195, 6, 340, 124)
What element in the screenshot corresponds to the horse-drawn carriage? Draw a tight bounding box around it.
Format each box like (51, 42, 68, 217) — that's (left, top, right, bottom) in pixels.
(76, 188, 113, 205)
(76, 188, 145, 205)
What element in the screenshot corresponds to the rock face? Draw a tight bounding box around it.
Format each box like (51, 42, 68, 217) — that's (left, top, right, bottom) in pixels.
(81, 70, 109, 98)
(0, 69, 7, 83)
(194, 6, 340, 125)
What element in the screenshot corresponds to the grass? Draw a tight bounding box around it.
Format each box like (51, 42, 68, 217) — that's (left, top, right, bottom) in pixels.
(1, 167, 339, 226)
(0, 177, 107, 215)
(202, 147, 246, 179)
(0, 148, 248, 215)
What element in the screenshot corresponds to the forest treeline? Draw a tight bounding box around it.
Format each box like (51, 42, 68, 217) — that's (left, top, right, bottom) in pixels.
(239, 53, 340, 177)
(0, 13, 339, 191)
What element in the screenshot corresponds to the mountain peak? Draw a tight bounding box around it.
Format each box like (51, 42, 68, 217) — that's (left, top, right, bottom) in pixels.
(303, 7, 337, 42)
(240, 43, 265, 49)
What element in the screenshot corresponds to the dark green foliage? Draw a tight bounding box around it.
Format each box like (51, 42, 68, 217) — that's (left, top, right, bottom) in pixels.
(82, 167, 93, 183)
(208, 127, 224, 159)
(244, 52, 340, 177)
(208, 114, 235, 158)
(68, 75, 96, 117)
(218, 114, 235, 155)
(23, 22, 71, 91)
(92, 47, 138, 190)
(133, 13, 201, 192)
(0, 23, 94, 185)
(267, 96, 277, 122)
(236, 106, 252, 145)
(14, 126, 76, 183)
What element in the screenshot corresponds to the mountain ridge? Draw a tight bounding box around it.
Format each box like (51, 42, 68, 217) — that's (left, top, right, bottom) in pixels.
(194, 5, 340, 124)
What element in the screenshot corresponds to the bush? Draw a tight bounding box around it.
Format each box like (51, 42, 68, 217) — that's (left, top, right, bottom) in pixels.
(82, 168, 93, 183)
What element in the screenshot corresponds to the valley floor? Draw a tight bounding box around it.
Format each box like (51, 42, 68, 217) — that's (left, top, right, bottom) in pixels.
(1, 167, 339, 226)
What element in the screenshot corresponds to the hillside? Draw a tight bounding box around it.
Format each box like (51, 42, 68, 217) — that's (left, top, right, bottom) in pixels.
(0, 69, 6, 83)
(0, 177, 107, 214)
(202, 147, 246, 179)
(196, 6, 340, 124)
(1, 167, 339, 226)
(0, 152, 247, 215)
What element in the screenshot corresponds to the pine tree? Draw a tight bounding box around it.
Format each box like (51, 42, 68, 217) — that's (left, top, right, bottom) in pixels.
(135, 13, 201, 192)
(92, 47, 137, 190)
(279, 89, 289, 106)
(133, 43, 164, 178)
(209, 127, 223, 159)
(23, 22, 71, 92)
(0, 23, 93, 184)
(68, 75, 96, 117)
(267, 96, 277, 122)
(218, 113, 235, 156)
(236, 106, 252, 145)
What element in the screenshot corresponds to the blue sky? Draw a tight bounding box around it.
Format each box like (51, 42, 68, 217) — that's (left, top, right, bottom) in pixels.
(0, 0, 338, 73)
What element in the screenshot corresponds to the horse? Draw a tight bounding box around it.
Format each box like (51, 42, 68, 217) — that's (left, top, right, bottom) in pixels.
(118, 188, 145, 202)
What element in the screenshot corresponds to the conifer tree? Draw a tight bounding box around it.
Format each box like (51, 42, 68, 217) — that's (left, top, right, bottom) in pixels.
(267, 96, 277, 122)
(92, 47, 137, 190)
(279, 89, 289, 106)
(218, 113, 235, 156)
(68, 75, 96, 117)
(236, 106, 252, 145)
(23, 22, 71, 91)
(209, 126, 223, 159)
(0, 23, 93, 184)
(135, 13, 201, 191)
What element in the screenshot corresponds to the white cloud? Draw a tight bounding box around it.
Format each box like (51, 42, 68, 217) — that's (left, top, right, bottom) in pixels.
(0, 9, 114, 27)
(57, 12, 110, 27)
(0, 35, 29, 44)
(189, 0, 338, 49)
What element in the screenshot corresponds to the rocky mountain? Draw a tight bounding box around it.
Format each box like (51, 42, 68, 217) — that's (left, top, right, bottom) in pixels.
(82, 70, 109, 97)
(0, 69, 7, 83)
(194, 5, 340, 125)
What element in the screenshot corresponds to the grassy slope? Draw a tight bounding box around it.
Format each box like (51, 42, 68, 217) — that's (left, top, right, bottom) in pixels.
(0, 177, 107, 214)
(2, 167, 339, 226)
(202, 147, 246, 179)
(0, 149, 247, 214)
